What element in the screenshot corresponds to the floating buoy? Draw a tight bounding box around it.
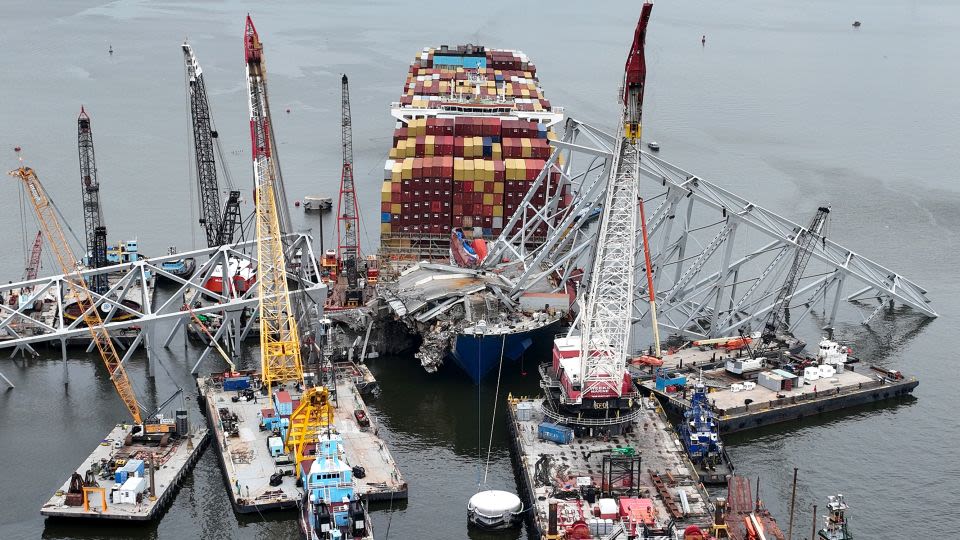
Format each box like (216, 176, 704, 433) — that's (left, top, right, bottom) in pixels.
(286, 108, 291, 113)
(294, 200, 301, 207)
(467, 490, 522, 530)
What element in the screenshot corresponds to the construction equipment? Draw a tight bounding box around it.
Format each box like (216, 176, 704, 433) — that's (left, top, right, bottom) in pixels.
(574, 1, 654, 401)
(245, 14, 304, 389)
(183, 42, 244, 247)
(760, 206, 831, 343)
(22, 231, 42, 281)
(10, 162, 142, 424)
(77, 108, 109, 294)
(245, 15, 333, 477)
(337, 74, 363, 306)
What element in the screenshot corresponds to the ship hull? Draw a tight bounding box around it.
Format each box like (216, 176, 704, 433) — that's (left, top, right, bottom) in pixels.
(451, 319, 560, 383)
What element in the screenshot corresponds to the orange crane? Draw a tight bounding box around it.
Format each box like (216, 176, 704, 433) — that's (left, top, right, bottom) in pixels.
(9, 161, 142, 424)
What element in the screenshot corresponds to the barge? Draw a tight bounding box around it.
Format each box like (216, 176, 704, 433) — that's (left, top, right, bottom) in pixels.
(198, 369, 406, 515)
(41, 415, 208, 521)
(641, 339, 918, 434)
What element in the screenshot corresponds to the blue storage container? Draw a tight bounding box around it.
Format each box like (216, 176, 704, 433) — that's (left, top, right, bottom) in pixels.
(223, 376, 250, 391)
(123, 459, 145, 477)
(114, 469, 128, 485)
(381, 212, 392, 223)
(537, 124, 548, 139)
(538, 422, 574, 444)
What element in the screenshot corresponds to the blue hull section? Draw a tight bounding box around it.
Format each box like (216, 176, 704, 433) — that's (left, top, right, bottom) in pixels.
(451, 320, 559, 384)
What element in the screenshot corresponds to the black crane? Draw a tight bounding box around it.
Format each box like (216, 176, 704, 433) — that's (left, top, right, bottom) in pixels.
(337, 74, 363, 306)
(183, 42, 243, 248)
(761, 206, 831, 343)
(77, 107, 109, 294)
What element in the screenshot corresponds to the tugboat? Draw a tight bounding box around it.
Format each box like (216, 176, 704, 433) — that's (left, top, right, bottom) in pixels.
(297, 433, 372, 539)
(159, 246, 197, 281)
(677, 379, 734, 484)
(818, 494, 852, 540)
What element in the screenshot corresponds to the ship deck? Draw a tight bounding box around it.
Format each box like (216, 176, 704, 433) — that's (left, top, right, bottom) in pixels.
(200, 372, 405, 514)
(40, 423, 209, 520)
(507, 396, 713, 537)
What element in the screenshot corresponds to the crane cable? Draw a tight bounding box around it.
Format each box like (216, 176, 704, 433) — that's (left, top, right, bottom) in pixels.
(482, 333, 507, 486)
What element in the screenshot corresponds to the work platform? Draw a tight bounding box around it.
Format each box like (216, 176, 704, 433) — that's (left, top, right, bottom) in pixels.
(198, 371, 406, 514)
(40, 422, 209, 521)
(507, 396, 713, 538)
(642, 363, 918, 434)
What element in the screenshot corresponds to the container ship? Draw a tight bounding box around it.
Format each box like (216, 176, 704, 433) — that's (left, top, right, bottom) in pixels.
(377, 44, 570, 382)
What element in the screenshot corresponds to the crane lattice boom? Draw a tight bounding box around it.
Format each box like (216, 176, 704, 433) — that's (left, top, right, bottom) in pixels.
(23, 231, 43, 281)
(576, 2, 653, 400)
(10, 165, 142, 424)
(764, 206, 831, 337)
(245, 15, 303, 389)
(77, 108, 108, 293)
(183, 42, 243, 247)
(337, 74, 360, 264)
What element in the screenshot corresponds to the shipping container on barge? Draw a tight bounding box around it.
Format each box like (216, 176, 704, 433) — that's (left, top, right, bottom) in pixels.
(41, 414, 208, 521)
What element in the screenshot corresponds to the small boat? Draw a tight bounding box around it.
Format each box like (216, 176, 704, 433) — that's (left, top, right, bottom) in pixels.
(677, 379, 734, 484)
(852, 21, 861, 28)
(818, 494, 852, 540)
(297, 433, 372, 539)
(647, 141, 660, 151)
(303, 195, 333, 212)
(159, 247, 196, 281)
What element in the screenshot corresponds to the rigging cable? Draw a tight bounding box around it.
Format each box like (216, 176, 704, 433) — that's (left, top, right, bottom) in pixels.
(482, 333, 507, 486)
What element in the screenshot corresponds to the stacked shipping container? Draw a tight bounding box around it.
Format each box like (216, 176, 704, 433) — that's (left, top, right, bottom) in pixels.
(381, 45, 568, 251)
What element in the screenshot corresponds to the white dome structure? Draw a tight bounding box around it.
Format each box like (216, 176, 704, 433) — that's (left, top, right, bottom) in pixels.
(467, 490, 522, 529)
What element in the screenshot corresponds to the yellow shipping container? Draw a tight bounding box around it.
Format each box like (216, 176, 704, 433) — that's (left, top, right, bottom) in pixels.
(389, 147, 399, 159)
(392, 162, 402, 183)
(505, 158, 515, 181)
(391, 203, 402, 214)
(485, 160, 494, 182)
(454, 158, 465, 181)
(473, 180, 483, 193)
(483, 193, 494, 205)
(464, 160, 474, 181)
(425, 135, 435, 147)
(382, 182, 392, 202)
(381, 223, 392, 234)
(521, 138, 532, 158)
(493, 143, 502, 160)
(493, 182, 504, 194)
(493, 205, 503, 217)
(402, 157, 414, 180)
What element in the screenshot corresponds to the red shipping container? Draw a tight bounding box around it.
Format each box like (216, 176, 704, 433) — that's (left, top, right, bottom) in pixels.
(431, 201, 441, 212)
(453, 204, 463, 215)
(483, 216, 493, 227)
(454, 192, 464, 203)
(391, 182, 401, 193)
(381, 202, 391, 212)
(463, 181, 474, 193)
(483, 205, 494, 217)
(494, 193, 504, 205)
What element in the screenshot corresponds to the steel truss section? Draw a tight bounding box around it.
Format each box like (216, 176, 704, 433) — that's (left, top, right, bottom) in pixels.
(482, 118, 615, 300)
(556, 117, 935, 344)
(0, 234, 326, 372)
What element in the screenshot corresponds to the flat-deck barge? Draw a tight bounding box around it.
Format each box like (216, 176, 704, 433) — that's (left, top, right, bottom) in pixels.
(507, 395, 714, 538)
(642, 358, 917, 434)
(198, 369, 406, 514)
(40, 419, 208, 521)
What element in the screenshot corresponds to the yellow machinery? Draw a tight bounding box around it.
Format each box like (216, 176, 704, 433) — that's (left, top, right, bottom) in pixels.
(9, 165, 142, 424)
(245, 15, 331, 475)
(284, 386, 335, 475)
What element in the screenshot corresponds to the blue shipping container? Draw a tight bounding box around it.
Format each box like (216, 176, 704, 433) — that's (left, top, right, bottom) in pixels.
(123, 459, 145, 476)
(223, 376, 250, 391)
(114, 469, 128, 485)
(538, 422, 574, 444)
(382, 212, 392, 223)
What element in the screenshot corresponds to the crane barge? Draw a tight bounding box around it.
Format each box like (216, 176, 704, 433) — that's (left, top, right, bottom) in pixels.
(196, 18, 403, 530)
(505, 5, 724, 537)
(7, 161, 208, 522)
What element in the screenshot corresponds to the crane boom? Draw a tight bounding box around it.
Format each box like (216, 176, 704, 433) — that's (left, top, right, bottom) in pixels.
(77, 108, 108, 293)
(337, 74, 360, 264)
(183, 42, 243, 247)
(763, 206, 831, 338)
(10, 164, 142, 424)
(23, 231, 43, 281)
(245, 15, 303, 389)
(576, 2, 654, 400)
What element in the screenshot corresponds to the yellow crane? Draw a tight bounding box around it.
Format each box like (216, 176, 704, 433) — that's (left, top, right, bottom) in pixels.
(9, 164, 142, 424)
(245, 15, 331, 475)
